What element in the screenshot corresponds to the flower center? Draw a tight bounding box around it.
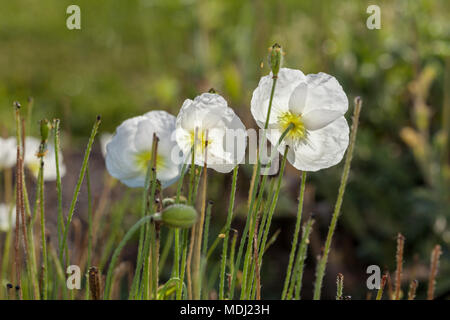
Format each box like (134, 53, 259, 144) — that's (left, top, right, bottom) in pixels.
(190, 129, 210, 154)
(135, 151, 165, 172)
(277, 111, 306, 140)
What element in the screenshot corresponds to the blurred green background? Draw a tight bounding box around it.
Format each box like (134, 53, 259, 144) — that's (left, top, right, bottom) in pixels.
(0, 0, 449, 299)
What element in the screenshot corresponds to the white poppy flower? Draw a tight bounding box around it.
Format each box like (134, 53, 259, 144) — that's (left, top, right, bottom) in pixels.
(251, 68, 349, 172)
(0, 137, 17, 170)
(105, 110, 181, 188)
(175, 93, 247, 173)
(24, 137, 67, 181)
(0, 203, 16, 232)
(100, 132, 113, 158)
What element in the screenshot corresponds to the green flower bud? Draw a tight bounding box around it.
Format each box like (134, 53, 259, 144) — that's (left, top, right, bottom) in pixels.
(162, 197, 175, 208)
(40, 119, 52, 143)
(268, 43, 283, 76)
(159, 204, 197, 229)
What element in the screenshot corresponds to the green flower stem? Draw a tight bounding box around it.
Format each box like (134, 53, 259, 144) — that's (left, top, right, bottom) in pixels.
(38, 158, 48, 299)
(59, 116, 101, 267)
(129, 160, 154, 299)
(202, 201, 213, 258)
(229, 74, 278, 299)
(313, 97, 362, 300)
(336, 273, 344, 300)
(291, 217, 314, 300)
(219, 166, 239, 300)
(141, 136, 159, 299)
(249, 146, 288, 299)
(281, 171, 307, 300)
(53, 119, 64, 254)
(240, 173, 268, 299)
(85, 165, 93, 299)
(104, 215, 154, 299)
(176, 149, 196, 299)
(248, 178, 276, 299)
(193, 143, 209, 300)
(159, 229, 174, 275)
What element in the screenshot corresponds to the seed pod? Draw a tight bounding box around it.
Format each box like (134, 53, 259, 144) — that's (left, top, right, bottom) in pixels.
(268, 43, 283, 76)
(159, 204, 198, 229)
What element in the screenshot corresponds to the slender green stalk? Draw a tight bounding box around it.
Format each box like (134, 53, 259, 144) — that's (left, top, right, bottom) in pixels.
(313, 97, 362, 300)
(104, 215, 154, 299)
(85, 165, 93, 299)
(336, 273, 344, 300)
(177, 146, 198, 299)
(193, 139, 209, 300)
(202, 201, 213, 258)
(38, 158, 47, 299)
(226, 230, 238, 299)
(59, 116, 101, 267)
(229, 74, 278, 299)
(159, 229, 173, 275)
(129, 154, 155, 299)
(376, 274, 388, 300)
(141, 136, 159, 299)
(246, 147, 288, 299)
(281, 171, 307, 299)
(291, 217, 314, 300)
(219, 166, 239, 299)
(53, 119, 64, 253)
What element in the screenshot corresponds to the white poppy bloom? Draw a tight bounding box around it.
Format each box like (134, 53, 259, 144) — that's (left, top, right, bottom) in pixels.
(251, 68, 349, 172)
(106, 110, 181, 188)
(0, 137, 17, 170)
(0, 203, 16, 232)
(100, 132, 113, 158)
(175, 93, 247, 173)
(24, 137, 67, 181)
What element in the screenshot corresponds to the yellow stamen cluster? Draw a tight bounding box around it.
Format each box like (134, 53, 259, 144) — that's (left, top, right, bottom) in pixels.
(190, 129, 210, 154)
(277, 111, 306, 140)
(135, 151, 165, 172)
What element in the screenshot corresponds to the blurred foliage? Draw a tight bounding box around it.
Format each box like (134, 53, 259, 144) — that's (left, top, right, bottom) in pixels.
(0, 0, 449, 298)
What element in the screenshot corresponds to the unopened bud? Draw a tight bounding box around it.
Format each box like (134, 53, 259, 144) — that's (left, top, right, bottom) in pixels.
(158, 204, 197, 229)
(268, 43, 283, 76)
(162, 197, 175, 208)
(40, 119, 52, 143)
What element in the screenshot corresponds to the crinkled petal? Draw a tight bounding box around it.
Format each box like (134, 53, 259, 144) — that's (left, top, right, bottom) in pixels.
(302, 72, 348, 115)
(251, 68, 306, 127)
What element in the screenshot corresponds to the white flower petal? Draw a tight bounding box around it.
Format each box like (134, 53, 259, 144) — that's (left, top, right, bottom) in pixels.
(0, 137, 17, 169)
(106, 111, 181, 188)
(283, 116, 349, 171)
(251, 68, 306, 127)
(302, 72, 348, 115)
(0, 203, 16, 232)
(288, 83, 308, 114)
(24, 137, 66, 181)
(302, 109, 343, 131)
(176, 93, 247, 173)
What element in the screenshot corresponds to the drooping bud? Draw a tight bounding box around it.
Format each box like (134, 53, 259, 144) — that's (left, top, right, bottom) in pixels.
(156, 204, 198, 229)
(268, 43, 283, 76)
